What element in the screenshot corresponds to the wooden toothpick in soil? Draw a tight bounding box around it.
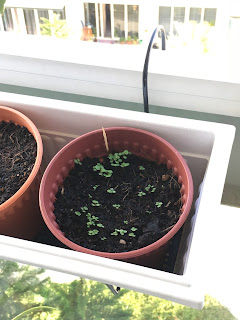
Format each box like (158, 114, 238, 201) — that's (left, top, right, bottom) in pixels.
(102, 127, 109, 152)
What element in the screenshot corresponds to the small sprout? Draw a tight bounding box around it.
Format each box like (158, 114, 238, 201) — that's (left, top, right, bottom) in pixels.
(108, 150, 131, 167)
(111, 229, 127, 236)
(120, 162, 129, 167)
(146, 210, 152, 214)
(92, 200, 100, 206)
(145, 184, 156, 193)
(116, 229, 127, 236)
(104, 171, 113, 178)
(88, 229, 99, 236)
(93, 163, 101, 171)
(91, 215, 99, 221)
(88, 194, 93, 198)
(93, 184, 100, 190)
(93, 163, 113, 178)
(74, 159, 82, 165)
(112, 204, 121, 209)
(138, 166, 145, 171)
(138, 191, 146, 197)
(101, 237, 107, 240)
(75, 211, 81, 216)
(107, 188, 116, 194)
(123, 220, 128, 224)
(97, 223, 104, 228)
(87, 221, 95, 227)
(131, 227, 137, 232)
(81, 206, 88, 213)
(129, 233, 136, 237)
(156, 201, 163, 208)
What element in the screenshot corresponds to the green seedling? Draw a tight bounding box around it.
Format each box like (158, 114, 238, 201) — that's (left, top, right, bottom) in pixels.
(111, 229, 127, 236)
(129, 233, 136, 237)
(101, 237, 107, 240)
(112, 204, 120, 209)
(146, 210, 152, 214)
(138, 166, 145, 171)
(81, 206, 88, 213)
(116, 229, 127, 236)
(120, 162, 129, 167)
(86, 213, 99, 228)
(107, 188, 116, 194)
(87, 221, 95, 227)
(93, 184, 100, 190)
(108, 150, 131, 168)
(88, 229, 99, 236)
(123, 220, 128, 224)
(131, 227, 138, 232)
(97, 223, 104, 228)
(145, 184, 156, 192)
(93, 163, 113, 178)
(92, 200, 100, 207)
(74, 211, 81, 216)
(74, 159, 82, 165)
(88, 194, 93, 198)
(156, 201, 163, 208)
(138, 191, 146, 197)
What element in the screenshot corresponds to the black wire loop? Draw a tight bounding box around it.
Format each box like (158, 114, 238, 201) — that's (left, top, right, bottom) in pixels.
(143, 26, 166, 113)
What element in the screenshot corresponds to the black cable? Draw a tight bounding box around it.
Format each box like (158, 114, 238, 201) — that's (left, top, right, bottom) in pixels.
(143, 26, 166, 113)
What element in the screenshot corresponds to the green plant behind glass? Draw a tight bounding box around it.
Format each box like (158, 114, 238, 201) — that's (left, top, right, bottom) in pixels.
(40, 13, 69, 38)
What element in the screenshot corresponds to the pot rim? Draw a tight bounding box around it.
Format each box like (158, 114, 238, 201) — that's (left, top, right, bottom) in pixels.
(0, 106, 43, 211)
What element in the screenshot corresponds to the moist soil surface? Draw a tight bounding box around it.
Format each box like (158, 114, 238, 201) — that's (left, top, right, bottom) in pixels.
(0, 121, 37, 205)
(54, 151, 182, 253)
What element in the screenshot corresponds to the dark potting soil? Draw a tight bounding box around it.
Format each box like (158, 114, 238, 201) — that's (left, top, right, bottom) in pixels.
(54, 151, 182, 253)
(0, 121, 37, 205)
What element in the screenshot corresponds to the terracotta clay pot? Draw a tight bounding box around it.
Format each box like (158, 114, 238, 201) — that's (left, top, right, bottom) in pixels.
(0, 106, 43, 239)
(39, 127, 193, 268)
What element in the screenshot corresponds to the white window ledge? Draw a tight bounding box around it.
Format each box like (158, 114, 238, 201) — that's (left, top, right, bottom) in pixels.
(0, 33, 240, 117)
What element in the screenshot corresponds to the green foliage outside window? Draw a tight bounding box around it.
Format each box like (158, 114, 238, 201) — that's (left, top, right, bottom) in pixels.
(0, 0, 6, 14)
(0, 259, 237, 320)
(40, 13, 69, 38)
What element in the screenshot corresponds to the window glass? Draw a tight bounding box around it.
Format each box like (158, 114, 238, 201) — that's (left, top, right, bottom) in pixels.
(114, 4, 124, 38)
(204, 8, 217, 26)
(159, 6, 171, 37)
(173, 7, 185, 36)
(189, 8, 201, 23)
(54, 9, 66, 20)
(2, 8, 14, 32)
(23, 9, 36, 35)
(102, 4, 111, 37)
(84, 3, 96, 35)
(38, 10, 49, 24)
(128, 5, 139, 39)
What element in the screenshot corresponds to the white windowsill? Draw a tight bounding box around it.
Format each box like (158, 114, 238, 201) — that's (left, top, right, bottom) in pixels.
(0, 33, 240, 117)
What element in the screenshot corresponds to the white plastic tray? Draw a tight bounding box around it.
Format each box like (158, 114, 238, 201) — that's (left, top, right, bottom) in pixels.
(0, 92, 235, 309)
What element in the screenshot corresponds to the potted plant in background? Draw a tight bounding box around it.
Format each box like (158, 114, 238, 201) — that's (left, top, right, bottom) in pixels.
(119, 37, 126, 44)
(133, 36, 139, 45)
(126, 36, 133, 45)
(0, 106, 43, 239)
(39, 127, 193, 268)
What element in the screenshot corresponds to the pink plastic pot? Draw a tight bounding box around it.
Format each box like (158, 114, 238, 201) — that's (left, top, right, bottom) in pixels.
(0, 106, 43, 239)
(39, 127, 193, 268)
